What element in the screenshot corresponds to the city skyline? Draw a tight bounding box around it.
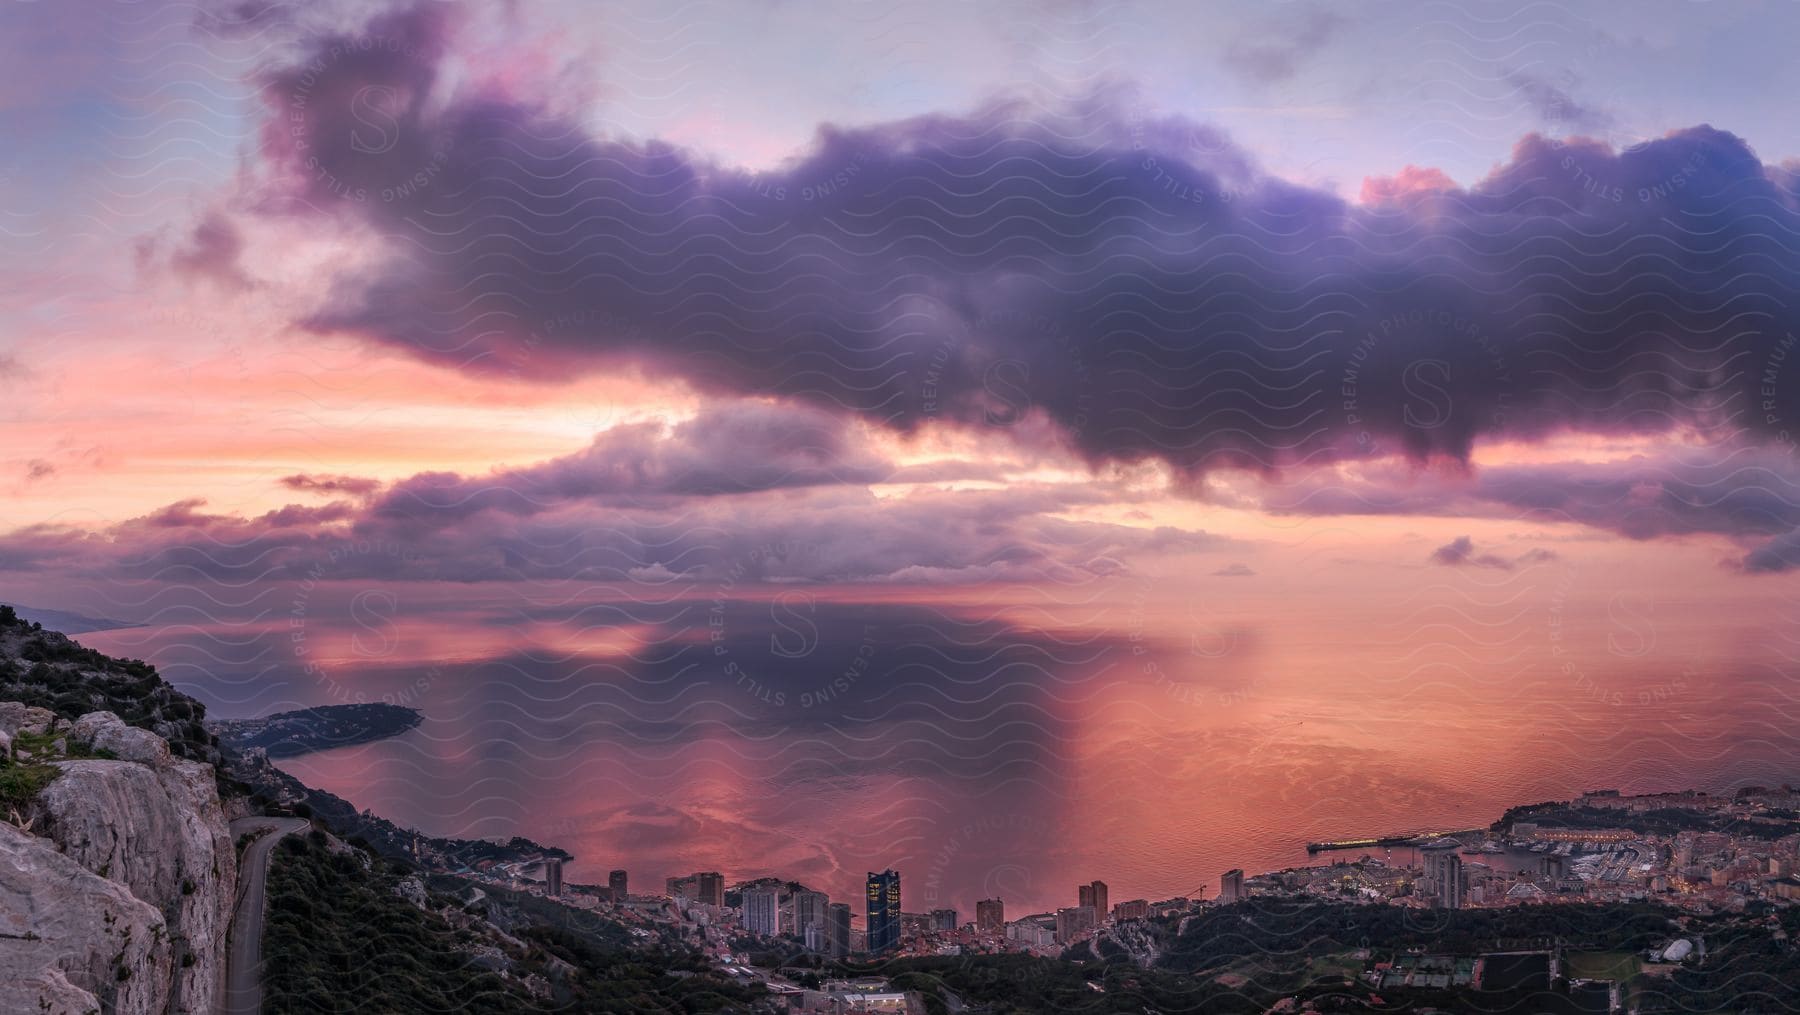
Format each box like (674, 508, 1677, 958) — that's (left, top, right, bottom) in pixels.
(465, 780, 1800, 978)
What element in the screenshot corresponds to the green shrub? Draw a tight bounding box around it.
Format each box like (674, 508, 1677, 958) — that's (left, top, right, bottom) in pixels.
(0, 762, 57, 810)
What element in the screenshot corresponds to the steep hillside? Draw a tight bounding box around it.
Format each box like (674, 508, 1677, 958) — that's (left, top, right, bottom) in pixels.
(226, 743, 570, 870)
(261, 832, 538, 1013)
(0, 611, 768, 1014)
(0, 704, 236, 1014)
(264, 826, 767, 1012)
(0, 604, 222, 772)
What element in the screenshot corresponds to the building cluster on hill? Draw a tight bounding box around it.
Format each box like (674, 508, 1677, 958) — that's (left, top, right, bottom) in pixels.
(412, 784, 1800, 1012)
(1231, 787, 1800, 921)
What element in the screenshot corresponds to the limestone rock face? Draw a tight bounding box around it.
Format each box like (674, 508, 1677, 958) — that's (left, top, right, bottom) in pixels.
(70, 710, 171, 766)
(0, 822, 168, 1015)
(0, 700, 55, 738)
(0, 965, 103, 1015)
(396, 873, 429, 909)
(1, 709, 237, 1015)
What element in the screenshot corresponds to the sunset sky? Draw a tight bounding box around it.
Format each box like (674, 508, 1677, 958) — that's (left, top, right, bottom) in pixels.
(5, 0, 1800, 571)
(6, 0, 1800, 915)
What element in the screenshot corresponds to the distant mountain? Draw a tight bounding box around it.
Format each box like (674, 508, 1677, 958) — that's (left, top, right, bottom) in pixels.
(3, 602, 144, 634)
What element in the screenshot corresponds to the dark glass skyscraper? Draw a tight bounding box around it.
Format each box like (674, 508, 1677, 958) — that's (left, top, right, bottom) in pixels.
(865, 869, 901, 953)
(828, 902, 853, 958)
(795, 889, 829, 937)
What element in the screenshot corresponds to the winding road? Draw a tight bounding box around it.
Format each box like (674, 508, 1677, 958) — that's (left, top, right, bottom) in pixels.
(222, 816, 309, 1015)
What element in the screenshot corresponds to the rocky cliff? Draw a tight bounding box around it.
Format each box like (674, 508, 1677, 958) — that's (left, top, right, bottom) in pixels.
(0, 604, 223, 773)
(0, 702, 236, 1014)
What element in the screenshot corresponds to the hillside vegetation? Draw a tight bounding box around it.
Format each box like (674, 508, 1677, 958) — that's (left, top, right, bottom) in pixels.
(266, 832, 766, 1013)
(0, 603, 223, 773)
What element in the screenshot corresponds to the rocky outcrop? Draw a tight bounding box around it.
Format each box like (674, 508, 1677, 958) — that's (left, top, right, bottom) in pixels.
(0, 965, 102, 1015)
(396, 873, 429, 910)
(69, 709, 173, 765)
(0, 609, 223, 771)
(1097, 918, 1164, 967)
(0, 708, 236, 1014)
(0, 699, 52, 741)
(0, 821, 166, 1015)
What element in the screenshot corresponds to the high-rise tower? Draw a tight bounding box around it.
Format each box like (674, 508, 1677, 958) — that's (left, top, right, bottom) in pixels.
(866, 869, 901, 953)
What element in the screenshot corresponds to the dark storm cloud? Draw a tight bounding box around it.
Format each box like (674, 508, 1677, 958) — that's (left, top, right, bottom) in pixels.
(1743, 529, 1800, 573)
(1475, 456, 1800, 544)
(1252, 445, 1800, 572)
(0, 402, 1229, 584)
(365, 401, 893, 526)
(0, 483, 1199, 583)
(237, 3, 1800, 483)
